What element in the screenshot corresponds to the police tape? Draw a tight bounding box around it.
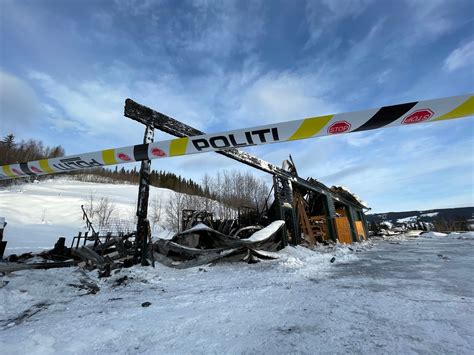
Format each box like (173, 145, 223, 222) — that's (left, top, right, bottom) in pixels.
(1, 94, 473, 180)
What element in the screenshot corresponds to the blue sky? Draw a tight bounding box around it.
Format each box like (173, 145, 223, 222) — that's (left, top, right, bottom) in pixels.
(1, 0, 473, 212)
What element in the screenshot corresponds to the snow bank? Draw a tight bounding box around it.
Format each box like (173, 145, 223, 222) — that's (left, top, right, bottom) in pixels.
(421, 231, 448, 238)
(453, 231, 474, 237)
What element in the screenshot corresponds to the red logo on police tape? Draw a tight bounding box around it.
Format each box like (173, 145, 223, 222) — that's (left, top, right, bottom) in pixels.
(117, 153, 131, 161)
(151, 147, 166, 157)
(328, 120, 351, 134)
(31, 166, 42, 173)
(12, 168, 22, 175)
(402, 109, 434, 125)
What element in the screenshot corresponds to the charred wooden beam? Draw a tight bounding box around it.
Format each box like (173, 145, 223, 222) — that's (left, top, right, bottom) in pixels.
(134, 125, 154, 266)
(0, 218, 6, 259)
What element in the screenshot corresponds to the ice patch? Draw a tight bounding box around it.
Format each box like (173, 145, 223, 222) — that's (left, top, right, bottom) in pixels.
(397, 216, 417, 223)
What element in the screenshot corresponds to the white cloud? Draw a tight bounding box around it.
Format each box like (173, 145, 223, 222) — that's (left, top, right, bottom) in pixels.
(304, 0, 375, 47)
(230, 71, 336, 128)
(320, 0, 374, 16)
(27, 67, 224, 143)
(145, 0, 266, 61)
(404, 0, 454, 38)
(48, 117, 86, 133)
(113, 0, 157, 16)
(0, 71, 42, 136)
(344, 131, 383, 147)
(444, 40, 474, 72)
(376, 69, 392, 84)
(28, 71, 133, 137)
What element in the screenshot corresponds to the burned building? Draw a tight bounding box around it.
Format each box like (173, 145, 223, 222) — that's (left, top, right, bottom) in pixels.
(125, 99, 370, 248)
(256, 161, 369, 247)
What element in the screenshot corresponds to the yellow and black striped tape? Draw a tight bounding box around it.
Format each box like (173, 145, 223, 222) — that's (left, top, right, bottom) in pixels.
(1, 94, 473, 180)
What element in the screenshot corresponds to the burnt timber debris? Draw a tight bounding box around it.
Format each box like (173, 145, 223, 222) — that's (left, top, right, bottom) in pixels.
(1, 98, 371, 274)
(153, 221, 284, 269)
(0, 218, 284, 273)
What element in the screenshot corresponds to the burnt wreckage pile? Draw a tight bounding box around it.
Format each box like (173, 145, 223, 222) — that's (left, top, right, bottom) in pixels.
(0, 206, 138, 275)
(0, 99, 370, 273)
(123, 99, 370, 266)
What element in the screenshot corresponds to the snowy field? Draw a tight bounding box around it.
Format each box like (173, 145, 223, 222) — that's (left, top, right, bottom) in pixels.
(0, 178, 175, 255)
(1, 179, 473, 354)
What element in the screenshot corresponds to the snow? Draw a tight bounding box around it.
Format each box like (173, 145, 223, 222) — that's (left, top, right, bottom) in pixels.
(1, 179, 473, 353)
(396, 212, 439, 224)
(397, 216, 418, 223)
(244, 220, 285, 242)
(422, 231, 449, 237)
(380, 220, 393, 229)
(0, 178, 176, 256)
(181, 222, 215, 234)
(421, 212, 439, 217)
(1, 233, 473, 353)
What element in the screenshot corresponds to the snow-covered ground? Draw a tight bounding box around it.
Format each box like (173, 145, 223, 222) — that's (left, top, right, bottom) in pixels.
(1, 179, 473, 354)
(0, 232, 473, 354)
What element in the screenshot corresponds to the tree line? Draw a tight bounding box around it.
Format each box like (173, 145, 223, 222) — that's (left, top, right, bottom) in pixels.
(0, 134, 65, 167)
(73, 167, 206, 197)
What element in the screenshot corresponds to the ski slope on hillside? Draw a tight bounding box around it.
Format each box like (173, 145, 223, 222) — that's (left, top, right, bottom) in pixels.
(0, 178, 174, 255)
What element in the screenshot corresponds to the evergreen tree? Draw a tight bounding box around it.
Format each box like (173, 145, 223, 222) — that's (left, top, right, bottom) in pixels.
(2, 134, 15, 148)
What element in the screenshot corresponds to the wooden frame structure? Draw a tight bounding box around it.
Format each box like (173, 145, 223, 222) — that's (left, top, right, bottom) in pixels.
(124, 99, 370, 245)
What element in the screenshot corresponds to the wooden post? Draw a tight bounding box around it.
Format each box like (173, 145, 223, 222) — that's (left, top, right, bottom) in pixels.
(324, 196, 337, 242)
(346, 205, 358, 242)
(72, 232, 82, 249)
(0, 218, 6, 259)
(134, 125, 154, 266)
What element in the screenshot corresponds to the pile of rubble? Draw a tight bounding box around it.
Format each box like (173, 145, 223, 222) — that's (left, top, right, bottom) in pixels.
(1, 233, 135, 276)
(0, 220, 285, 275)
(153, 220, 284, 269)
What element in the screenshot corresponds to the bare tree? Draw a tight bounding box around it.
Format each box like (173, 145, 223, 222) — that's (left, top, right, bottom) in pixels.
(150, 194, 163, 232)
(95, 196, 116, 229)
(184, 193, 205, 211)
(165, 191, 185, 232)
(203, 195, 215, 213)
(163, 169, 271, 232)
(205, 169, 270, 218)
(83, 192, 96, 220)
